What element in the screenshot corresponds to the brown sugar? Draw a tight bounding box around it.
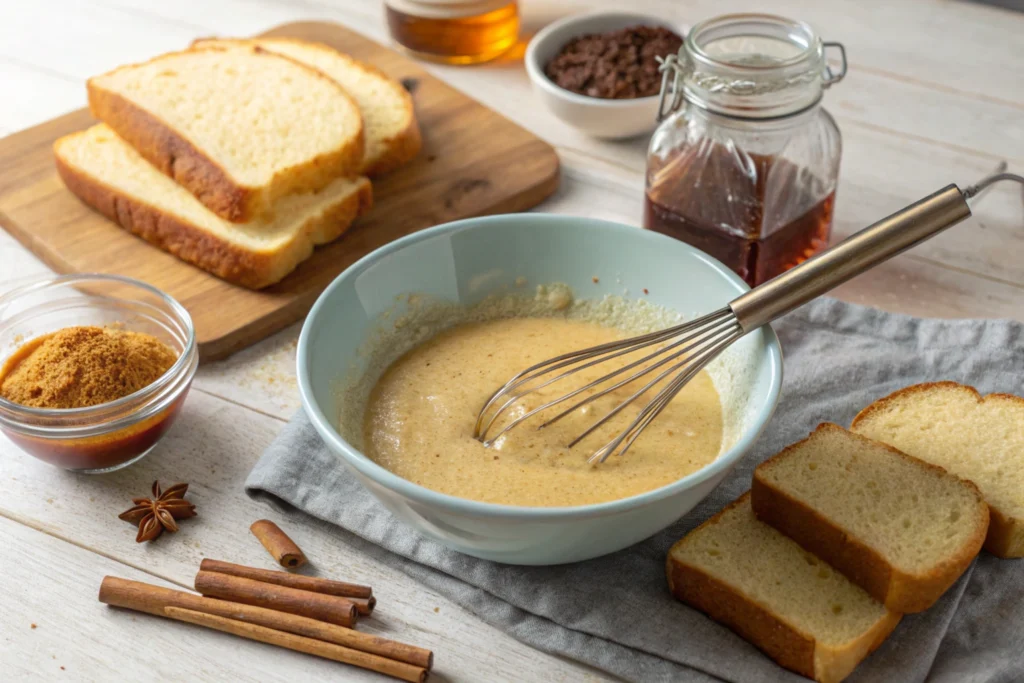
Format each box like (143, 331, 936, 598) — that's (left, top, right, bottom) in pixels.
(0, 326, 178, 409)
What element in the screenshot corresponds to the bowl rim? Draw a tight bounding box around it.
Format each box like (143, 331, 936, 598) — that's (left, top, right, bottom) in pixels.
(524, 10, 688, 108)
(297, 214, 782, 521)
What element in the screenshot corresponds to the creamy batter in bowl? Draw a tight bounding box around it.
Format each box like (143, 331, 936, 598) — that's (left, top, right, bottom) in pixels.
(364, 313, 725, 507)
(298, 214, 782, 565)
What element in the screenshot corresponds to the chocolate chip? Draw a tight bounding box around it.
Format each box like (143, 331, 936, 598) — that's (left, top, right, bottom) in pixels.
(544, 25, 683, 99)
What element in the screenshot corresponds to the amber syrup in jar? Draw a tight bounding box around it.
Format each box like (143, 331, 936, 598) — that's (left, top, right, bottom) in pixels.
(385, 0, 519, 65)
(643, 14, 845, 287)
(645, 148, 835, 286)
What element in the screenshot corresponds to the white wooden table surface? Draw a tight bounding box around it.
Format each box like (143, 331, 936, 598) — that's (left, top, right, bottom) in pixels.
(1, 0, 1021, 680)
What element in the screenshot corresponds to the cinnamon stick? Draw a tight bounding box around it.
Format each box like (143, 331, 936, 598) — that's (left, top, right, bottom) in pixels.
(165, 608, 426, 682)
(194, 570, 357, 627)
(200, 558, 372, 599)
(250, 519, 307, 568)
(99, 576, 432, 669)
(349, 595, 377, 616)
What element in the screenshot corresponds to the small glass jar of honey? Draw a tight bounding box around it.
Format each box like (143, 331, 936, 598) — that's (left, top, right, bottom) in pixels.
(385, 0, 519, 64)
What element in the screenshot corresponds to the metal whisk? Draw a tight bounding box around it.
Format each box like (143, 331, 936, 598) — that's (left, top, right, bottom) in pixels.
(474, 170, 1024, 463)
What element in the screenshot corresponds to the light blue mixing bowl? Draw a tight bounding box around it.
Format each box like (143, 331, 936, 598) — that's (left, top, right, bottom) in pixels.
(297, 214, 782, 565)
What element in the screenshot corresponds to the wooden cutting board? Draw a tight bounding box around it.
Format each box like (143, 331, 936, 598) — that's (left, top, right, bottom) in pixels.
(0, 21, 560, 361)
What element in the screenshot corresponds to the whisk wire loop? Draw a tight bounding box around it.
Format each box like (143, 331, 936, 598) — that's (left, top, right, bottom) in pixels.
(472, 309, 732, 441)
(473, 307, 740, 458)
(588, 327, 743, 464)
(473, 325, 679, 434)
(562, 317, 740, 446)
(478, 311, 736, 447)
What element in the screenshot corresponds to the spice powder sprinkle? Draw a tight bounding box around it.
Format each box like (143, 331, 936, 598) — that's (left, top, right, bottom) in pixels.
(0, 326, 178, 409)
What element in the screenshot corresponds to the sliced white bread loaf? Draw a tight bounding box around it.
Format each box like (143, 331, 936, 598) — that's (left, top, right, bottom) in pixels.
(752, 423, 988, 613)
(667, 493, 900, 683)
(54, 125, 372, 289)
(852, 382, 1024, 558)
(193, 37, 421, 176)
(87, 46, 365, 223)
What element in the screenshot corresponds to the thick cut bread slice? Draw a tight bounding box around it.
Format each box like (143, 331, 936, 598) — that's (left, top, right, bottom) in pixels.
(752, 424, 988, 613)
(667, 494, 900, 683)
(852, 382, 1024, 558)
(193, 37, 420, 176)
(54, 125, 372, 289)
(87, 46, 364, 223)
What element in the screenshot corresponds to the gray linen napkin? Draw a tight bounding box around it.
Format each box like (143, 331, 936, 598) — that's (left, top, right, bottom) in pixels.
(246, 298, 1024, 682)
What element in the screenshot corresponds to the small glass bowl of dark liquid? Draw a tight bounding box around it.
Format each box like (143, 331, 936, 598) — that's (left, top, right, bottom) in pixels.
(644, 14, 845, 286)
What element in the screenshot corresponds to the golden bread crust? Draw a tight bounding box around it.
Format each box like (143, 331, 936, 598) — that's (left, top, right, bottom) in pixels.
(851, 382, 979, 426)
(86, 85, 253, 222)
(54, 144, 371, 289)
(667, 493, 900, 683)
(667, 496, 818, 680)
(87, 47, 364, 223)
(812, 608, 900, 683)
(752, 423, 988, 613)
(852, 382, 1024, 558)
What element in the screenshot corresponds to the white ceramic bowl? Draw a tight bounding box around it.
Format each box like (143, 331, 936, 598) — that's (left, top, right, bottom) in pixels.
(524, 11, 686, 140)
(297, 214, 781, 565)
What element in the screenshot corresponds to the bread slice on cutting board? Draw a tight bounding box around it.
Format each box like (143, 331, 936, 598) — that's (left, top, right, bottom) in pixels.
(192, 37, 421, 176)
(87, 46, 365, 223)
(54, 125, 372, 289)
(752, 423, 988, 613)
(667, 493, 900, 683)
(852, 382, 1024, 558)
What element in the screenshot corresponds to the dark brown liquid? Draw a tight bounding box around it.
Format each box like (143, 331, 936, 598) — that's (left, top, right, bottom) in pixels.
(644, 149, 835, 286)
(3, 395, 186, 471)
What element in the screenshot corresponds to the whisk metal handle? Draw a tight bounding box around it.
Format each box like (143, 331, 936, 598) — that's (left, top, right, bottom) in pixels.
(729, 184, 972, 331)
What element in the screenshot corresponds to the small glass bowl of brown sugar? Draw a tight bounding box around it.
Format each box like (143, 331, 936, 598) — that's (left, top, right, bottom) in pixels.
(0, 274, 197, 473)
(525, 12, 685, 139)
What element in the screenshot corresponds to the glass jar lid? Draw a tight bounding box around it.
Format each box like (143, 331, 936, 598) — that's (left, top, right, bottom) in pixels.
(658, 13, 846, 120)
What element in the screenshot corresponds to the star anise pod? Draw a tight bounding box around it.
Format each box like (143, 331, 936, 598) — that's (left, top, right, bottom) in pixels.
(118, 481, 196, 543)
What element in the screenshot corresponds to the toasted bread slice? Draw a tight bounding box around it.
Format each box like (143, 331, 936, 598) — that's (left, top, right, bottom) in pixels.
(55, 125, 372, 289)
(88, 46, 364, 223)
(667, 494, 900, 683)
(852, 382, 1024, 558)
(193, 37, 420, 176)
(752, 424, 988, 613)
